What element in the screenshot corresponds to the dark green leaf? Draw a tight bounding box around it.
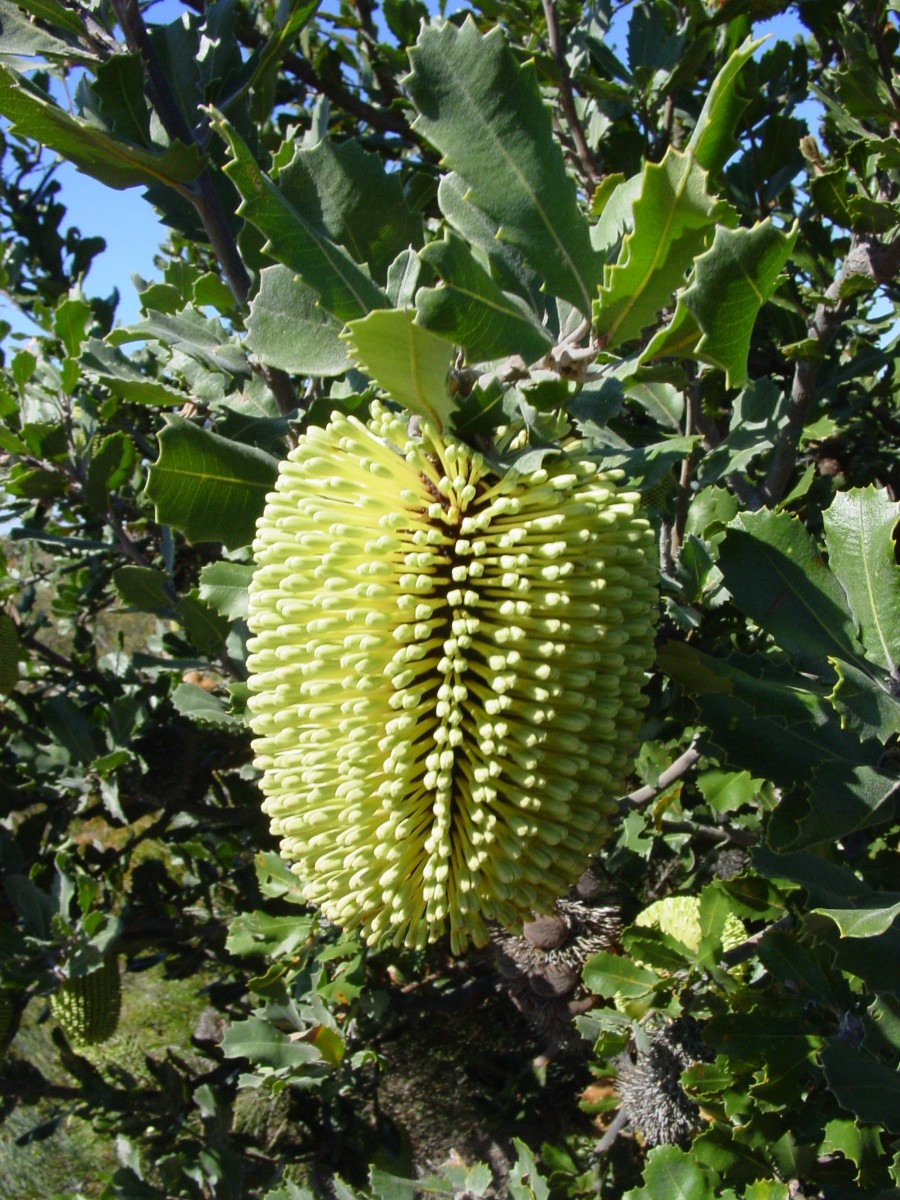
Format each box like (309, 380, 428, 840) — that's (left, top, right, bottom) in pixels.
(114, 565, 174, 612)
(0, 65, 203, 189)
(144, 415, 278, 550)
(211, 111, 388, 322)
(406, 19, 599, 314)
(276, 138, 423, 281)
(821, 1039, 900, 1132)
(415, 232, 552, 364)
(245, 265, 349, 377)
(719, 510, 865, 672)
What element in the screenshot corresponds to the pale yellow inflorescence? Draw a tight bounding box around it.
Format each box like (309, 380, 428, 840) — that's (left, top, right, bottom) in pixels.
(247, 403, 658, 953)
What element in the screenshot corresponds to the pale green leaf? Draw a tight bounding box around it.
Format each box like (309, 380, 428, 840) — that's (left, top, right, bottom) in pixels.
(822, 487, 900, 675)
(198, 562, 254, 621)
(0, 0, 90, 61)
(582, 950, 660, 998)
(680, 219, 799, 388)
(210, 110, 388, 322)
(245, 265, 349, 377)
(343, 309, 455, 430)
(624, 1145, 715, 1200)
(687, 38, 761, 175)
(812, 897, 900, 939)
(594, 148, 735, 350)
(406, 19, 599, 314)
(171, 681, 242, 727)
(415, 231, 552, 364)
(144, 415, 278, 550)
(0, 65, 203, 190)
(79, 338, 189, 406)
(221, 1016, 323, 1069)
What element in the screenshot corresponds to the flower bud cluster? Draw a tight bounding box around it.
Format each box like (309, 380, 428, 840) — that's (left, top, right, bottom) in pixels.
(247, 405, 657, 952)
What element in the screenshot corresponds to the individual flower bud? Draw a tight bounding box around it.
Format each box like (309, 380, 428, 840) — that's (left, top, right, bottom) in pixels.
(616, 1016, 712, 1147)
(51, 957, 122, 1048)
(247, 404, 658, 953)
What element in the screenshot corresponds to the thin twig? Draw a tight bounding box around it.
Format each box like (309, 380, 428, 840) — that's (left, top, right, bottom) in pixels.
(541, 0, 601, 189)
(108, 0, 299, 417)
(594, 1106, 630, 1157)
(720, 913, 794, 967)
(621, 740, 702, 809)
(758, 233, 900, 507)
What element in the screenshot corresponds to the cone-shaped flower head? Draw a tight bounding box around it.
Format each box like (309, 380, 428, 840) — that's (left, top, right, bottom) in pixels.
(247, 404, 657, 953)
(50, 957, 121, 1048)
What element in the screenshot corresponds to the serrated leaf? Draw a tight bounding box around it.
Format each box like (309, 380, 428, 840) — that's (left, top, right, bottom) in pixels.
(829, 656, 900, 742)
(686, 38, 759, 175)
(245, 265, 349, 377)
(406, 19, 599, 314)
(79, 338, 189, 406)
(812, 897, 900, 939)
(821, 1039, 900, 1133)
(822, 487, 900, 675)
(226, 911, 314, 958)
(719, 510, 866, 673)
(660, 642, 900, 848)
(221, 1016, 323, 1069)
(343, 309, 455, 430)
(582, 950, 660, 998)
(276, 138, 423, 281)
(624, 1145, 715, 1200)
(83, 432, 135, 512)
(198, 562, 253, 621)
(113, 566, 174, 612)
(210, 110, 388, 322)
(437, 171, 543, 303)
(821, 1119, 885, 1187)
(176, 593, 230, 655)
(415, 231, 552, 364)
(0, 0, 89, 61)
(145, 415, 278, 550)
(171, 681, 242, 727)
(679, 220, 798, 388)
(594, 148, 735, 350)
(0, 65, 203, 189)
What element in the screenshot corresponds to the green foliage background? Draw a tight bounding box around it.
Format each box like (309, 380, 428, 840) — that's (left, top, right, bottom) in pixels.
(0, 0, 899, 1195)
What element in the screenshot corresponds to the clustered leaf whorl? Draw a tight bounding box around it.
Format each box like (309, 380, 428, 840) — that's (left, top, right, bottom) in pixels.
(247, 404, 658, 953)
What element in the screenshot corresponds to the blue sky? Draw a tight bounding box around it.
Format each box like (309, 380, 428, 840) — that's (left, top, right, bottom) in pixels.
(0, 5, 811, 339)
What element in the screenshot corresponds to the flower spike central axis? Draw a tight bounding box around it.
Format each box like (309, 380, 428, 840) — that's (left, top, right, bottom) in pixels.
(247, 404, 657, 953)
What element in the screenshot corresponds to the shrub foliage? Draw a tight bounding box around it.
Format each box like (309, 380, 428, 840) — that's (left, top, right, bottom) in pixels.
(0, 0, 899, 1196)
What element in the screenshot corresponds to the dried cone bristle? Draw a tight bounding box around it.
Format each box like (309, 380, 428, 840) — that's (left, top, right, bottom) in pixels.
(51, 957, 122, 1048)
(247, 404, 657, 953)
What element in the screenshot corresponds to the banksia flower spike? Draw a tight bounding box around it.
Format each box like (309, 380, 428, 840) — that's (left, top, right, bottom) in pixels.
(51, 956, 122, 1048)
(247, 403, 657, 953)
